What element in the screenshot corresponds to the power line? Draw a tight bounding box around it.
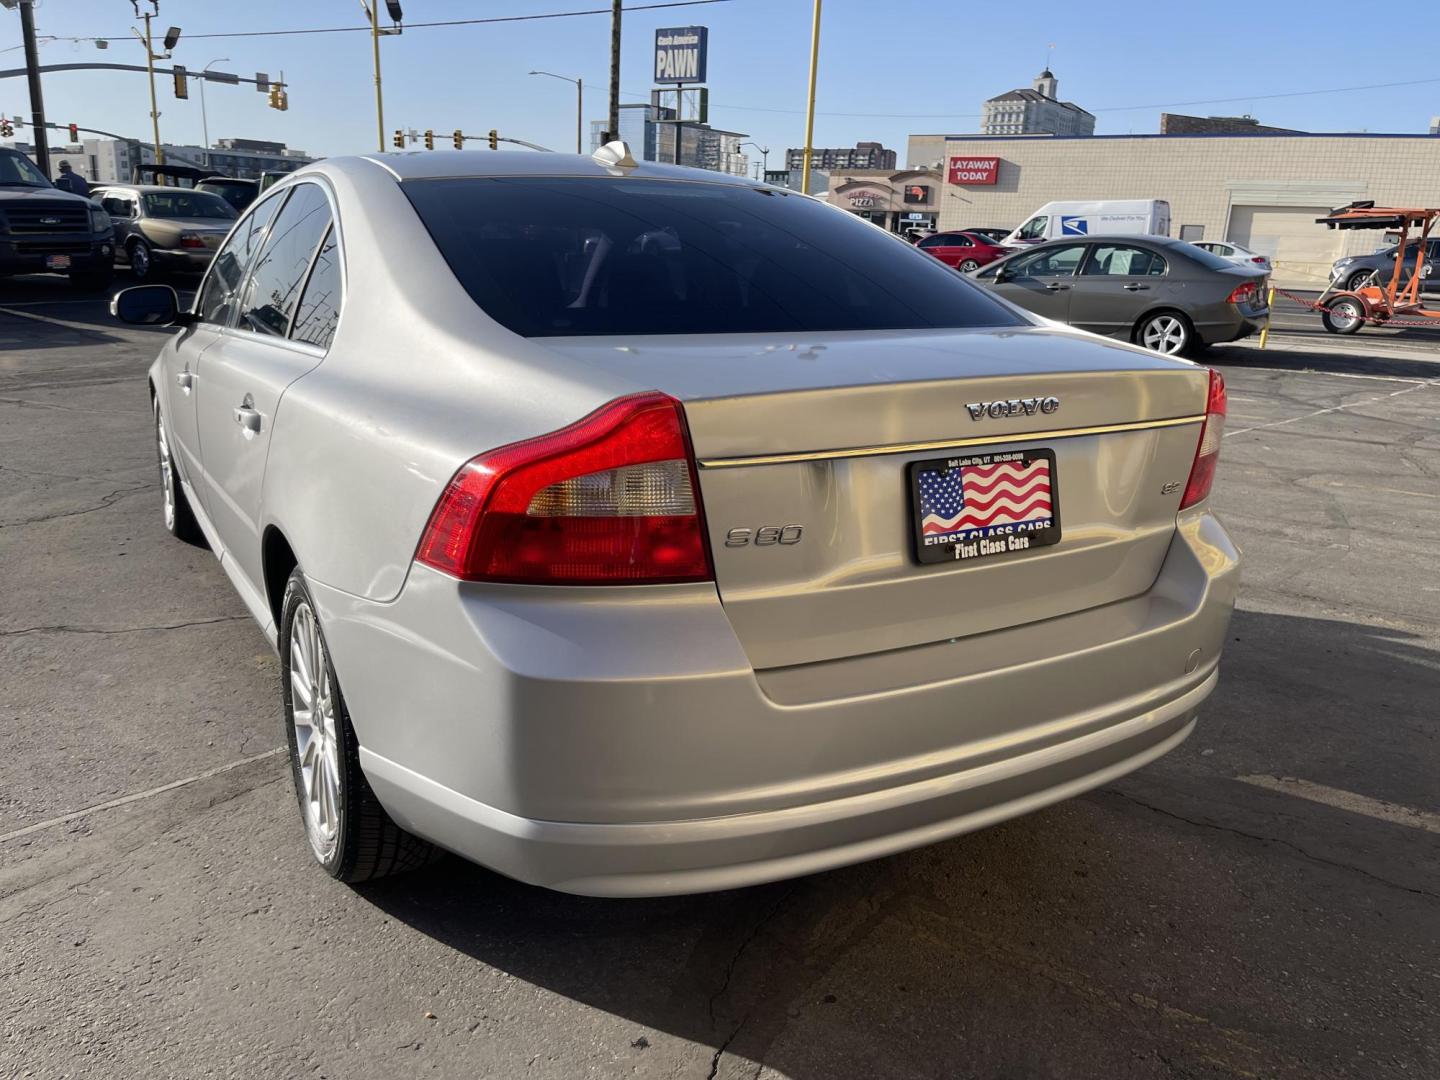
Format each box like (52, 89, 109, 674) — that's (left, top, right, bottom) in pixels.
(74, 0, 732, 43)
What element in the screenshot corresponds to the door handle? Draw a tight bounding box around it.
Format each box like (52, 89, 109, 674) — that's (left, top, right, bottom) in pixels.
(1044, 282, 1070, 291)
(233, 403, 262, 437)
(175, 369, 195, 394)
(1123, 283, 1150, 291)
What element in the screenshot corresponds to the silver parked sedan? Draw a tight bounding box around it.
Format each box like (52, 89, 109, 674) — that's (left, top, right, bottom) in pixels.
(971, 235, 1269, 356)
(112, 149, 1239, 897)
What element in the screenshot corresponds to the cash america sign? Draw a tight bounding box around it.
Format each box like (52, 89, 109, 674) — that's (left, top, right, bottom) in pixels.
(947, 156, 1001, 185)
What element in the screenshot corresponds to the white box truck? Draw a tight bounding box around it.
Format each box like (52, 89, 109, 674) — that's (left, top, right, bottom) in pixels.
(1002, 200, 1171, 247)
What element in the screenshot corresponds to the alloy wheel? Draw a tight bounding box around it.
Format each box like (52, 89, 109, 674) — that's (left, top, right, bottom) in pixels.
(1140, 314, 1188, 354)
(289, 601, 342, 861)
(959, 259, 980, 272)
(155, 406, 175, 531)
(131, 242, 150, 279)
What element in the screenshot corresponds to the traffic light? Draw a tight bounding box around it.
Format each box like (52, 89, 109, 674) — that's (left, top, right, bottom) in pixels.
(67, 123, 79, 141)
(452, 129, 464, 150)
(423, 129, 434, 150)
(267, 86, 288, 111)
(488, 128, 498, 150)
(0, 118, 12, 138)
(173, 64, 188, 100)
(393, 129, 405, 149)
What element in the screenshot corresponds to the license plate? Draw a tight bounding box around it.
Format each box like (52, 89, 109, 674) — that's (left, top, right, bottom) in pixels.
(46, 254, 71, 270)
(909, 448, 1061, 564)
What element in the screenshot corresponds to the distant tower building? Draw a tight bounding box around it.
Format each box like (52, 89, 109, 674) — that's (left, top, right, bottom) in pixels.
(981, 69, 1095, 137)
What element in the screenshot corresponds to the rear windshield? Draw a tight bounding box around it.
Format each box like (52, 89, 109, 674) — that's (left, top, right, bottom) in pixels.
(403, 176, 1024, 337)
(143, 191, 237, 219)
(1183, 243, 1243, 272)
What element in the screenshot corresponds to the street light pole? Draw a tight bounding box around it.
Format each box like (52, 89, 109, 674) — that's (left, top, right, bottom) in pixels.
(528, 71, 583, 153)
(16, 0, 50, 178)
(801, 0, 822, 195)
(367, 1, 384, 152)
(199, 57, 228, 167)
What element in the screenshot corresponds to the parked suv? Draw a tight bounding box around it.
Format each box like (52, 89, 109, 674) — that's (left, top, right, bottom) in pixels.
(1330, 238, 1440, 293)
(0, 147, 115, 289)
(92, 184, 237, 280)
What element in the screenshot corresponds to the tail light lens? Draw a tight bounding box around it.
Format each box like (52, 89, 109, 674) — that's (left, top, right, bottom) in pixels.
(416, 392, 713, 584)
(178, 232, 207, 249)
(1251, 255, 1268, 264)
(1179, 369, 1227, 510)
(1225, 281, 1258, 304)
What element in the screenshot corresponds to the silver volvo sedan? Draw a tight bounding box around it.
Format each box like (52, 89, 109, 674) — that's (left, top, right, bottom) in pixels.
(113, 148, 1239, 896)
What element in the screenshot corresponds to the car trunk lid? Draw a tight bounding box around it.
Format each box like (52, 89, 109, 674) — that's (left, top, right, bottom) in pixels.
(541, 326, 1210, 670)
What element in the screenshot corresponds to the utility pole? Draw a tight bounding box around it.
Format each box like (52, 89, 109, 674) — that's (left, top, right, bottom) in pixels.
(801, 0, 822, 196)
(138, 7, 164, 169)
(368, 0, 384, 152)
(606, 0, 621, 143)
(17, 0, 50, 177)
(199, 57, 229, 167)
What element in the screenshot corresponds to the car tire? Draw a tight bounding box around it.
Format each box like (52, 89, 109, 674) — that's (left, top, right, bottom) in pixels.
(1321, 295, 1366, 335)
(280, 569, 441, 883)
(1135, 310, 1195, 356)
(69, 267, 115, 291)
(129, 238, 155, 281)
(1345, 269, 1375, 292)
(958, 258, 981, 272)
(153, 398, 204, 545)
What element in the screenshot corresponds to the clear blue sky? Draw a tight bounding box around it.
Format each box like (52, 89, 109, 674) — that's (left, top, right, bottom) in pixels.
(3, 0, 1437, 165)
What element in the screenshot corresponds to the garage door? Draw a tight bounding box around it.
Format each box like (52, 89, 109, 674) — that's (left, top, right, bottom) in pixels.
(1228, 205, 1341, 285)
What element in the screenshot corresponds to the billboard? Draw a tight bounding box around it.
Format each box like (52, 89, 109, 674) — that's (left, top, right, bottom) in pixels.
(947, 156, 1000, 185)
(903, 184, 931, 204)
(654, 26, 708, 84)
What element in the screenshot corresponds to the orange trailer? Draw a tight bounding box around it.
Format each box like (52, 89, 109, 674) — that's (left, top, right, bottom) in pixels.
(1314, 202, 1440, 334)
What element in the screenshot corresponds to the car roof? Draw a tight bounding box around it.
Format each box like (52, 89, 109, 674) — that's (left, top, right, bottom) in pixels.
(312, 149, 760, 188)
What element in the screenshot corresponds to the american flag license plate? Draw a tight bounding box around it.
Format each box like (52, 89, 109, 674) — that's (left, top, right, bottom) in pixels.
(908, 448, 1061, 564)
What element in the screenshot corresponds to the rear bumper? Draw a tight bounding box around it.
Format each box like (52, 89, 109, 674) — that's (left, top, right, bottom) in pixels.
(1193, 304, 1267, 344)
(149, 247, 215, 272)
(312, 509, 1240, 896)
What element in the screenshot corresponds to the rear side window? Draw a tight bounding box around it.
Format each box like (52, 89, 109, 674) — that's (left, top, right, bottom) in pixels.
(1083, 245, 1167, 277)
(403, 177, 1023, 337)
(237, 183, 333, 337)
(289, 228, 342, 349)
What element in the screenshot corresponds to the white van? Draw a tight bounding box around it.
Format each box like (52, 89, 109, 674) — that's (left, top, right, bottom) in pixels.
(1002, 199, 1171, 247)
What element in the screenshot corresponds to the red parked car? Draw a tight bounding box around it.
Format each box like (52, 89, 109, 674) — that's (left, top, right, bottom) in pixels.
(915, 230, 1009, 272)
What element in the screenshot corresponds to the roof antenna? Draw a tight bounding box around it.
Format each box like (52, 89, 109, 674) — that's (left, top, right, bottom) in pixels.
(592, 139, 638, 168)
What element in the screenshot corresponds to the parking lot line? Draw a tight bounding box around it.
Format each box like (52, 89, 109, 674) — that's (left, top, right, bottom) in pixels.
(0, 746, 285, 845)
(1236, 774, 1440, 834)
(1224, 380, 1435, 439)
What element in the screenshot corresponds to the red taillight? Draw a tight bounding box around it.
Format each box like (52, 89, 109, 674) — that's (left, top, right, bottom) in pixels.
(179, 233, 206, 249)
(415, 392, 713, 584)
(1179, 369, 1226, 510)
(1225, 281, 1258, 304)
(1251, 255, 1267, 264)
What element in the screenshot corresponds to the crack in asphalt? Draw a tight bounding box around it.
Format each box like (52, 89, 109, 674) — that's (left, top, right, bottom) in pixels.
(702, 886, 796, 1079)
(0, 485, 149, 528)
(1104, 788, 1439, 901)
(1, 615, 248, 638)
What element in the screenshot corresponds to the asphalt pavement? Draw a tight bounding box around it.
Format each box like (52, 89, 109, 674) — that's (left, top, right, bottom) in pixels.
(1, 274, 1437, 1080)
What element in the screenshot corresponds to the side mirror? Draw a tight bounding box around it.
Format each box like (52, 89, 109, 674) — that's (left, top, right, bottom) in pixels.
(110, 285, 193, 327)
(992, 265, 1010, 283)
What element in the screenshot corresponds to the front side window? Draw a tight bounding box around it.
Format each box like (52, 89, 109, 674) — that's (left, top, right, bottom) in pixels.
(237, 183, 333, 337)
(100, 195, 135, 218)
(1015, 216, 1048, 241)
(1083, 245, 1167, 277)
(289, 228, 342, 349)
(403, 177, 1023, 337)
(196, 190, 285, 326)
(141, 191, 237, 220)
(1008, 243, 1087, 278)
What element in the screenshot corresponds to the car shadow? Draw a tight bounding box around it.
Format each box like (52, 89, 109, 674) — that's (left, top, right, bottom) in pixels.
(352, 607, 1439, 1078)
(1208, 341, 1440, 380)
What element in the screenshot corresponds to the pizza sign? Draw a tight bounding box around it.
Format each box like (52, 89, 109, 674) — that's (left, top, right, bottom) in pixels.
(948, 156, 1001, 185)
(847, 189, 886, 209)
